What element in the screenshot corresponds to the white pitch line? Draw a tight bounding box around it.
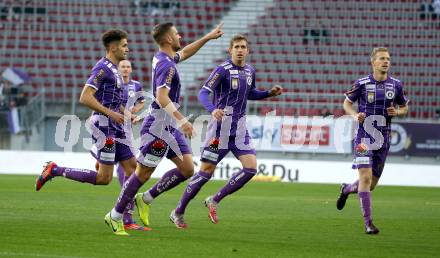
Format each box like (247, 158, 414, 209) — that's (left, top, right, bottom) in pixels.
(0, 252, 94, 258)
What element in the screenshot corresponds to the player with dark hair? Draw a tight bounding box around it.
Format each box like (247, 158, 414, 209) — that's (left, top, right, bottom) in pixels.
(104, 22, 224, 235)
(169, 34, 283, 228)
(35, 29, 139, 234)
(337, 47, 409, 234)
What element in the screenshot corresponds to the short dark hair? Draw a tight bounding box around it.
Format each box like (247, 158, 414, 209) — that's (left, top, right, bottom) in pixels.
(101, 29, 128, 50)
(229, 34, 249, 48)
(151, 22, 174, 45)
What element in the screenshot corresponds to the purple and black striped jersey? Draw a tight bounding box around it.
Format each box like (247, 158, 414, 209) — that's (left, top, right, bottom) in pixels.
(85, 57, 123, 113)
(149, 51, 181, 110)
(121, 79, 145, 108)
(345, 74, 409, 133)
(201, 60, 263, 137)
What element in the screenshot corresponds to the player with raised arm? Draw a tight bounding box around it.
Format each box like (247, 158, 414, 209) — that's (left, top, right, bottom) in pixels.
(169, 35, 283, 228)
(104, 22, 224, 235)
(337, 47, 409, 234)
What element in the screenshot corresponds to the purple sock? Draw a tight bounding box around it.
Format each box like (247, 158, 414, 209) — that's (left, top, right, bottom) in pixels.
(343, 180, 359, 195)
(123, 209, 134, 225)
(148, 168, 188, 199)
(358, 191, 372, 225)
(116, 164, 125, 186)
(55, 166, 97, 185)
(213, 168, 256, 203)
(114, 173, 143, 214)
(116, 165, 135, 224)
(175, 171, 212, 214)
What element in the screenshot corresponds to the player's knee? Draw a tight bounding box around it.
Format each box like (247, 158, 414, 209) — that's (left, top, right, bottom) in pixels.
(96, 173, 112, 185)
(359, 176, 372, 186)
(125, 165, 136, 176)
(239, 155, 257, 170)
(200, 162, 216, 174)
(179, 165, 194, 178)
(135, 165, 155, 182)
(242, 160, 257, 170)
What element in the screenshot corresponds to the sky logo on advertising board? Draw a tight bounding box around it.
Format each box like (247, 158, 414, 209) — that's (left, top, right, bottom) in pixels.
(250, 125, 279, 143)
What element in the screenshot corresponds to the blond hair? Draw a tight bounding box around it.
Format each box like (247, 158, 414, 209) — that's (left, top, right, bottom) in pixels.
(370, 47, 389, 61)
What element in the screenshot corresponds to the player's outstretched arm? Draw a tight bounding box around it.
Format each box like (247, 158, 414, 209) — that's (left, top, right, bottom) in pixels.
(79, 85, 124, 124)
(177, 23, 224, 62)
(156, 87, 195, 138)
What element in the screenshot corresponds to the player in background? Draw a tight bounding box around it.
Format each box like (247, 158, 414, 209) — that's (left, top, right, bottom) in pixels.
(337, 47, 409, 234)
(104, 22, 224, 235)
(169, 34, 283, 228)
(115, 60, 147, 231)
(35, 30, 139, 235)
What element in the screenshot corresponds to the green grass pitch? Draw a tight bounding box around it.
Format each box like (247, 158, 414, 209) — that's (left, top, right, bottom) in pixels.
(0, 175, 439, 258)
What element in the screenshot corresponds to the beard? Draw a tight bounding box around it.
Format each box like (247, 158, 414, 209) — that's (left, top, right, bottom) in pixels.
(172, 43, 181, 52)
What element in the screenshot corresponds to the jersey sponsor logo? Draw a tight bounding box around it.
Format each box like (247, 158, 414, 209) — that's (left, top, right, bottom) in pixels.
(93, 69, 105, 85)
(208, 73, 220, 88)
(208, 137, 220, 151)
(229, 70, 238, 75)
(354, 156, 370, 165)
(142, 154, 162, 166)
(166, 67, 176, 85)
(151, 139, 167, 156)
(366, 84, 375, 90)
(386, 90, 395, 99)
(346, 83, 357, 95)
(246, 76, 252, 86)
(355, 143, 369, 156)
(100, 151, 116, 161)
(103, 137, 116, 153)
(367, 92, 375, 103)
(202, 150, 219, 162)
(231, 78, 239, 89)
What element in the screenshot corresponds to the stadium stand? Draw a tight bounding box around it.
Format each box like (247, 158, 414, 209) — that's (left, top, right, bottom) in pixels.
(0, 0, 232, 101)
(192, 0, 440, 119)
(0, 0, 439, 119)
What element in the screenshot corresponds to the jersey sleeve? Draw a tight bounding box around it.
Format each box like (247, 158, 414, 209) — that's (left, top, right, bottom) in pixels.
(202, 66, 224, 93)
(247, 69, 269, 100)
(155, 62, 176, 90)
(394, 81, 409, 106)
(344, 80, 361, 103)
(85, 67, 107, 90)
(173, 52, 181, 64)
(135, 82, 145, 102)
